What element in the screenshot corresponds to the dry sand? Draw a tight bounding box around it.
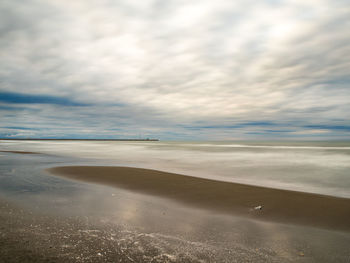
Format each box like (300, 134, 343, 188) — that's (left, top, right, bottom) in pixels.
(48, 166, 350, 231)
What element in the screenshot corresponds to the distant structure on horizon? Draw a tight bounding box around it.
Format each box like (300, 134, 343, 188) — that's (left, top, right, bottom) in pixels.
(0, 138, 159, 141)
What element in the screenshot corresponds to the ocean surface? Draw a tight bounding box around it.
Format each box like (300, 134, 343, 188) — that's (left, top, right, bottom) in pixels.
(1, 140, 350, 198)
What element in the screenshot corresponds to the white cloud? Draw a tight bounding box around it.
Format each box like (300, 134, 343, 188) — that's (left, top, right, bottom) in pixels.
(0, 0, 349, 139)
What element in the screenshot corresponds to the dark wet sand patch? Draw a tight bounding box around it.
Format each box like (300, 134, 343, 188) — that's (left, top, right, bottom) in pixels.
(48, 166, 350, 231)
(0, 150, 39, 154)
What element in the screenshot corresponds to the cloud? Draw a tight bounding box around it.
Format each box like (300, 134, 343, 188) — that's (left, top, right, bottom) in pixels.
(0, 0, 349, 139)
(2, 126, 38, 130)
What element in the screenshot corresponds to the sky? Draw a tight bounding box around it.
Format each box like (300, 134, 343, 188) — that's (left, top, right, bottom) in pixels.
(0, 0, 349, 140)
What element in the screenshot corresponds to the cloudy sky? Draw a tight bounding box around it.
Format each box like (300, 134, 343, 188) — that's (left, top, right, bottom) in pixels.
(0, 0, 349, 140)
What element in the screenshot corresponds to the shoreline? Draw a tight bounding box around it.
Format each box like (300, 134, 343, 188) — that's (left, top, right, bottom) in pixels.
(48, 166, 350, 231)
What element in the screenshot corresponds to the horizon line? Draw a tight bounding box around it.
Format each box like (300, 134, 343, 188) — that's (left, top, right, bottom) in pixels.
(0, 138, 159, 141)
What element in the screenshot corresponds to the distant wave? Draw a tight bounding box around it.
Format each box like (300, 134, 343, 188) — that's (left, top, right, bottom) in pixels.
(188, 144, 350, 150)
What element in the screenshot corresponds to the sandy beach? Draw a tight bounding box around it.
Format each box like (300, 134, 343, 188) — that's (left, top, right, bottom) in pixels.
(1, 198, 224, 263)
(1, 143, 350, 262)
(48, 166, 350, 231)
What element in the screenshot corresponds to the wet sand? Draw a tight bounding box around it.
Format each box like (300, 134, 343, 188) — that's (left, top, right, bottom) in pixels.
(48, 166, 350, 231)
(0, 150, 39, 154)
(1, 198, 287, 263)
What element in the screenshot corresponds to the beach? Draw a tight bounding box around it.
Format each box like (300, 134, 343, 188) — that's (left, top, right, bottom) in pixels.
(48, 166, 350, 231)
(1, 140, 350, 262)
(1, 199, 228, 263)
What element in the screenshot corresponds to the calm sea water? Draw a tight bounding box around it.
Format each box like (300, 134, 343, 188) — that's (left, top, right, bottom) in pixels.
(1, 140, 350, 198)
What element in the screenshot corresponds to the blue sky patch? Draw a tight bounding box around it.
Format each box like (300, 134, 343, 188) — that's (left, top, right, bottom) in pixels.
(0, 91, 90, 107)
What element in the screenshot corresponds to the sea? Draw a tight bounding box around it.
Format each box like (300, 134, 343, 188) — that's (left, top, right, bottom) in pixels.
(1, 140, 350, 198)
